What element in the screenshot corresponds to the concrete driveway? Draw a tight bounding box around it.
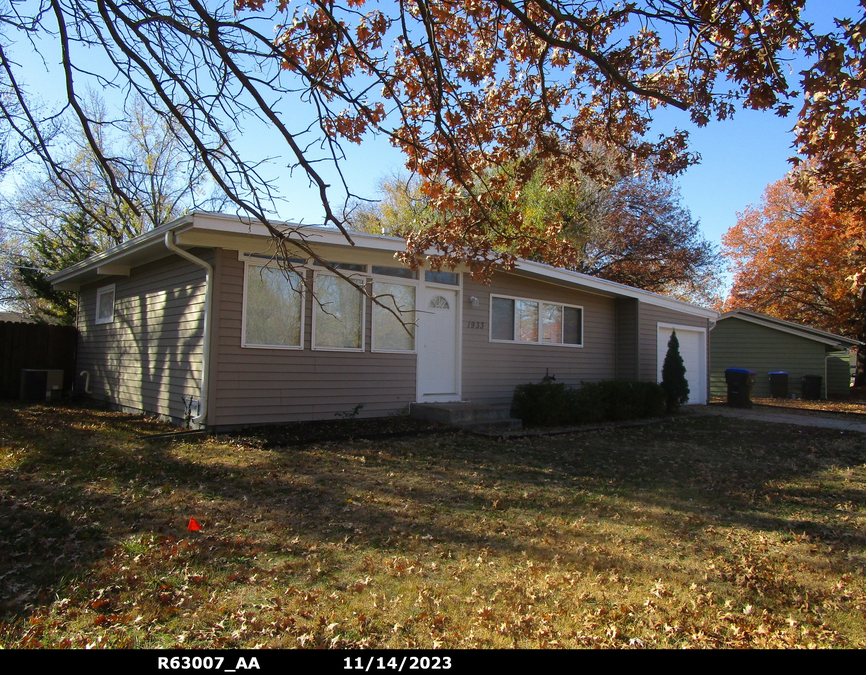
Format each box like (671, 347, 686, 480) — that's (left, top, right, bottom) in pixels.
(689, 404, 866, 433)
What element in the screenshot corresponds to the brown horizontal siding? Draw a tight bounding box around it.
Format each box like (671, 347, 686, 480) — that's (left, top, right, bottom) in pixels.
(638, 303, 709, 384)
(77, 251, 209, 422)
(616, 297, 639, 381)
(210, 250, 416, 426)
(460, 272, 617, 406)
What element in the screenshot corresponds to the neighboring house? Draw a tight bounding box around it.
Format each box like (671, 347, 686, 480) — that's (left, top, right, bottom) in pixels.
(49, 212, 718, 428)
(0, 311, 36, 324)
(710, 309, 861, 399)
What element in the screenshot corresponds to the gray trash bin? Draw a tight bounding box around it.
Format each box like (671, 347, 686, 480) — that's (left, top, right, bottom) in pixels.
(802, 374, 822, 400)
(725, 368, 756, 408)
(769, 372, 788, 399)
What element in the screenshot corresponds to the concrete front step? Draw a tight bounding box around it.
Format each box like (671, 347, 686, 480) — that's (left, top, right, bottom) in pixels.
(409, 402, 522, 430)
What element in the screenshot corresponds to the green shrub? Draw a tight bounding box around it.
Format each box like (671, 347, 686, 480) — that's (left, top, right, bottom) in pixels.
(510, 382, 576, 426)
(661, 330, 690, 412)
(512, 380, 666, 427)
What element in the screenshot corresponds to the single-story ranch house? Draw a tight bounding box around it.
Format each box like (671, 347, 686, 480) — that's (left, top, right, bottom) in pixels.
(50, 212, 718, 428)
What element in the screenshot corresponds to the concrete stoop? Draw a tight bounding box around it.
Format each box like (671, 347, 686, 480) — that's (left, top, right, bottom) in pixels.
(409, 402, 523, 433)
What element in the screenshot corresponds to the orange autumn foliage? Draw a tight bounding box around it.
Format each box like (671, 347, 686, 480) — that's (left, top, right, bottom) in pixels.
(723, 177, 866, 344)
(2, 1, 865, 276)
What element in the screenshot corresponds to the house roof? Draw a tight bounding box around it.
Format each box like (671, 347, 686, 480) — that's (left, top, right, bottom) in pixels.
(717, 309, 862, 348)
(0, 311, 36, 324)
(49, 211, 718, 319)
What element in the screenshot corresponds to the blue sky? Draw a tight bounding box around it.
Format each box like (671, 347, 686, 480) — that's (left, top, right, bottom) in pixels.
(4, 1, 859, 283)
(261, 1, 859, 271)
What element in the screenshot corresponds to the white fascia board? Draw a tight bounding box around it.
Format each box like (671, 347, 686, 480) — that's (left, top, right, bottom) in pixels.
(48, 210, 718, 321)
(719, 312, 862, 348)
(48, 217, 195, 287)
(96, 264, 131, 276)
(513, 259, 719, 319)
(188, 213, 411, 254)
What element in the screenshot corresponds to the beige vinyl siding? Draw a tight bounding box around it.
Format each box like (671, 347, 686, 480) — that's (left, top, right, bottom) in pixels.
(77, 252, 209, 422)
(710, 317, 836, 398)
(210, 250, 416, 427)
(638, 303, 709, 384)
(461, 271, 617, 406)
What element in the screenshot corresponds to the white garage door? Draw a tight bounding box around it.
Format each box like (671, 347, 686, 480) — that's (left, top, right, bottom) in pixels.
(657, 325, 707, 405)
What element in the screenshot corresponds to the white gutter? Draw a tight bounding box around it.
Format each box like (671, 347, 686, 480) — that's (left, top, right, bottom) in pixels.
(164, 231, 213, 426)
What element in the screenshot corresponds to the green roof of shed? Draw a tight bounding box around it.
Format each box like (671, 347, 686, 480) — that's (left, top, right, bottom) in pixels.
(717, 310, 861, 349)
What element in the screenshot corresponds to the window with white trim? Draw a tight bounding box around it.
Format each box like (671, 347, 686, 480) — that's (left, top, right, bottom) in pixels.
(95, 284, 116, 325)
(313, 273, 366, 351)
(242, 264, 304, 349)
(490, 295, 582, 346)
(372, 281, 416, 352)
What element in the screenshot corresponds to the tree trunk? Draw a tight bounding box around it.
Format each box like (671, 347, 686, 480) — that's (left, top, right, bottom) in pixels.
(856, 285, 866, 388)
(855, 344, 866, 388)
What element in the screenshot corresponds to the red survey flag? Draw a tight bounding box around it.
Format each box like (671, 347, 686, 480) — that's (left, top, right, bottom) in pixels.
(187, 517, 202, 531)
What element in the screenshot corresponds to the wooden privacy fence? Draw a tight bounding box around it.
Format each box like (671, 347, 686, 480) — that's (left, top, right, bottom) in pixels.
(0, 321, 78, 399)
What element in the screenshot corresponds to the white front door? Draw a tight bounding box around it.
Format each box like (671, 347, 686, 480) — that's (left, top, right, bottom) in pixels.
(417, 287, 460, 401)
(658, 325, 707, 405)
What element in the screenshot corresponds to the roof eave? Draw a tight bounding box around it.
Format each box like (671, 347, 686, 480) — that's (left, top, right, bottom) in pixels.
(48, 216, 196, 290)
(513, 259, 719, 318)
(49, 212, 719, 319)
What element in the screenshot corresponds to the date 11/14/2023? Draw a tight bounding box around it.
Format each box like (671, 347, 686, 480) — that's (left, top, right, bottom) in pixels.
(344, 656, 452, 671)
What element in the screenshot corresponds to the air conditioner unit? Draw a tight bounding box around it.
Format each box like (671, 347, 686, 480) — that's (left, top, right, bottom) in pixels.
(20, 369, 64, 402)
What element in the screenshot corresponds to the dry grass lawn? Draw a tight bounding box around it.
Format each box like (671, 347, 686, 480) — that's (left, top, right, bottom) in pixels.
(0, 402, 864, 649)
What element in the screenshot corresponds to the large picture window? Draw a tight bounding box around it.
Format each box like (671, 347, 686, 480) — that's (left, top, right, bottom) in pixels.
(490, 295, 582, 347)
(243, 264, 304, 348)
(372, 281, 416, 352)
(313, 273, 365, 351)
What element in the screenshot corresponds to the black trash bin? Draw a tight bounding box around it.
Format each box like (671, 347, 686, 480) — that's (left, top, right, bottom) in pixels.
(769, 371, 788, 399)
(802, 374, 822, 400)
(725, 368, 756, 408)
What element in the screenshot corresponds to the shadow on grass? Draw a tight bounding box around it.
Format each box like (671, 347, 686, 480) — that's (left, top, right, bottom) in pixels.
(1, 402, 864, 624)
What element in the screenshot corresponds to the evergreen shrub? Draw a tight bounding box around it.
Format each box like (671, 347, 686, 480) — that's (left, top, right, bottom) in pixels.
(661, 330, 690, 412)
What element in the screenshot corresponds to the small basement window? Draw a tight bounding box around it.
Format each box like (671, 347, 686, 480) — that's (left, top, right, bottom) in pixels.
(95, 284, 116, 325)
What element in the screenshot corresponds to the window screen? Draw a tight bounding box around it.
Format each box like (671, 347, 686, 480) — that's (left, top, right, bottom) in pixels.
(314, 274, 365, 350)
(243, 265, 303, 348)
(373, 281, 415, 351)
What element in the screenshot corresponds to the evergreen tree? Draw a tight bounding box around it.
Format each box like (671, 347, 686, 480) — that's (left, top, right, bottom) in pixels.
(15, 213, 99, 325)
(661, 330, 690, 412)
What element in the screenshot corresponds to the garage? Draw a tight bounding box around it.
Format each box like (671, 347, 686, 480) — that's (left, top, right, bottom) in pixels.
(658, 324, 707, 405)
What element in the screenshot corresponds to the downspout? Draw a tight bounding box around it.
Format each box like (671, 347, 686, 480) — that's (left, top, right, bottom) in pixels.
(165, 231, 213, 426)
(79, 370, 92, 395)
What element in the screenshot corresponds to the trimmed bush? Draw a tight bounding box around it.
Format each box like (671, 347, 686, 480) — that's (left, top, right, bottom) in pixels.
(510, 382, 577, 426)
(512, 380, 666, 427)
